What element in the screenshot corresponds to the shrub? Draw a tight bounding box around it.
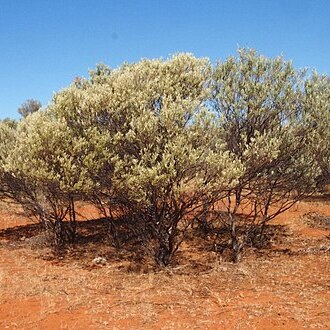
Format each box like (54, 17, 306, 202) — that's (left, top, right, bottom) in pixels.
(0, 50, 328, 265)
(0, 121, 17, 201)
(48, 54, 242, 265)
(4, 111, 107, 248)
(304, 74, 330, 190)
(211, 49, 320, 261)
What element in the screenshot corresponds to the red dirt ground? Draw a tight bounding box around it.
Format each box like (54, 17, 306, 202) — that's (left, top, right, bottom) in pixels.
(0, 198, 329, 329)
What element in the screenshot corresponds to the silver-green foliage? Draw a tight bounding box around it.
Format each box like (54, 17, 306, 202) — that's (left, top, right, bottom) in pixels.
(4, 111, 109, 246)
(0, 50, 328, 264)
(304, 74, 330, 188)
(212, 49, 322, 261)
(0, 121, 17, 199)
(47, 54, 242, 264)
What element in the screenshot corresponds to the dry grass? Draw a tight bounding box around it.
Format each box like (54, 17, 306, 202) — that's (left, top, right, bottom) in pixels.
(302, 212, 330, 230)
(1, 200, 330, 329)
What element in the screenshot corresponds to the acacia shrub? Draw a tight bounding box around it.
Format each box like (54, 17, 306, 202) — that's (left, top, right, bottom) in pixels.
(304, 74, 330, 190)
(49, 54, 242, 265)
(0, 51, 327, 265)
(17, 99, 42, 118)
(211, 49, 320, 261)
(0, 121, 17, 201)
(4, 111, 108, 249)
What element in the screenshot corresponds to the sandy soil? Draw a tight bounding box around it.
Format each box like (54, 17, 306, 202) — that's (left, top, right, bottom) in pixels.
(0, 198, 329, 329)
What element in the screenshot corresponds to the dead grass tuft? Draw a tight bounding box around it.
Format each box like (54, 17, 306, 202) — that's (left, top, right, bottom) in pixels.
(302, 212, 330, 229)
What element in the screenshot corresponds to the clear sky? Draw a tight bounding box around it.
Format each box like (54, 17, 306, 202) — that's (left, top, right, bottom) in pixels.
(0, 0, 329, 119)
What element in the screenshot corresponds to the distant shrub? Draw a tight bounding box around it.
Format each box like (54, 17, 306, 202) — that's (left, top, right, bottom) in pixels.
(17, 99, 42, 118)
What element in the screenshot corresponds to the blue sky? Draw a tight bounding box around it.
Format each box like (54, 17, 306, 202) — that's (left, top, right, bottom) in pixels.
(0, 0, 329, 119)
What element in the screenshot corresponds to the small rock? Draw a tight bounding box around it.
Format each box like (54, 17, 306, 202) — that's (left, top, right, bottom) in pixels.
(92, 257, 107, 266)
